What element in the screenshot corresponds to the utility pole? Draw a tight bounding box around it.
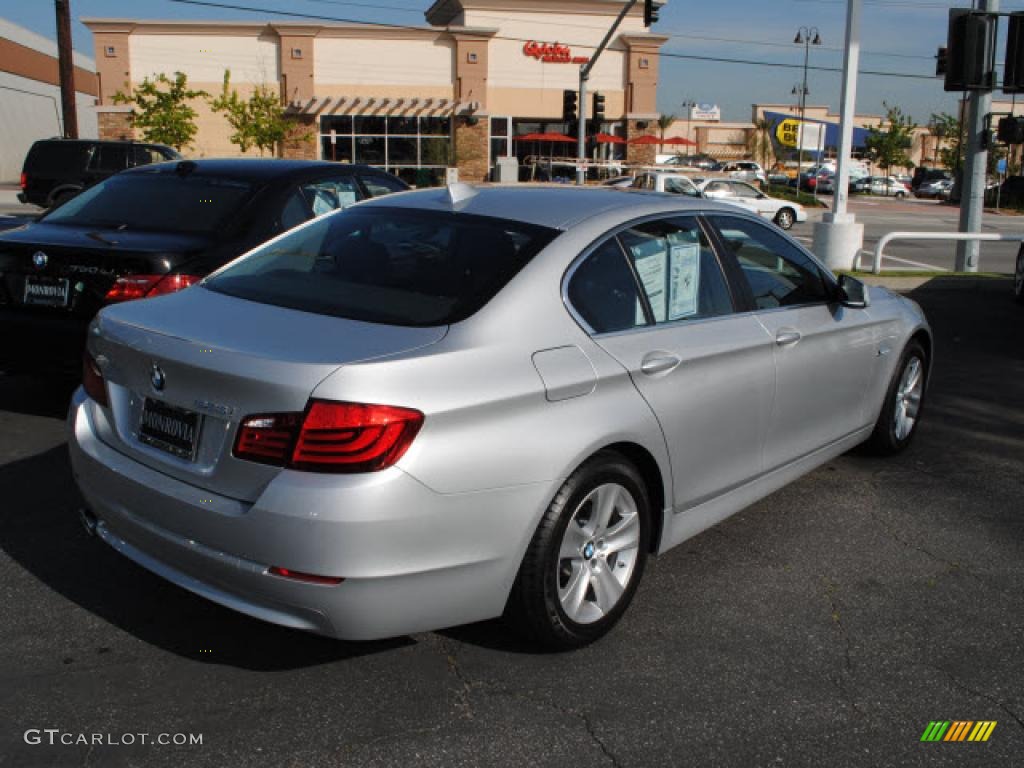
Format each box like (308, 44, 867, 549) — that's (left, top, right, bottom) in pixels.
(793, 26, 821, 182)
(577, 0, 638, 185)
(956, 0, 997, 272)
(55, 0, 78, 139)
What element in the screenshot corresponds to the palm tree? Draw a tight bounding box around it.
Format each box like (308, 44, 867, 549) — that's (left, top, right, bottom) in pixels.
(657, 113, 677, 153)
(747, 117, 774, 170)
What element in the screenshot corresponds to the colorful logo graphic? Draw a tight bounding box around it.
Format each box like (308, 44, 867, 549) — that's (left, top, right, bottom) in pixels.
(920, 721, 997, 742)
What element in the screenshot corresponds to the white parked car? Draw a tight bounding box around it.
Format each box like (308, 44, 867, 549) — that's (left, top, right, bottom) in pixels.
(630, 172, 701, 197)
(722, 161, 766, 184)
(697, 179, 807, 230)
(869, 177, 910, 198)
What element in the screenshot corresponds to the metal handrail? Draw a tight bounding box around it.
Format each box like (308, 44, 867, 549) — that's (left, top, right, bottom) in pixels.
(871, 231, 1024, 274)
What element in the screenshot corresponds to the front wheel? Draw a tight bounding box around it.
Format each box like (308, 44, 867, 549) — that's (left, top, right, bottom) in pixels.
(774, 208, 796, 230)
(866, 339, 928, 455)
(505, 451, 650, 650)
(1014, 244, 1024, 304)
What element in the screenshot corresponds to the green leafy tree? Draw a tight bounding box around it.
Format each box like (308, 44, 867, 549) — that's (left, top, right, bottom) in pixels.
(210, 70, 289, 156)
(928, 112, 962, 170)
(865, 102, 917, 176)
(113, 72, 207, 151)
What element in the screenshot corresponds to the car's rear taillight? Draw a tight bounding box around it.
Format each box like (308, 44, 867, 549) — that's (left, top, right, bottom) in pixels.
(20, 172, 27, 191)
(233, 400, 424, 474)
(82, 351, 108, 406)
(104, 274, 201, 303)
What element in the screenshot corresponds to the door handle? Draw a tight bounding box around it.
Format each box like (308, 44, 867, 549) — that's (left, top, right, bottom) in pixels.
(640, 354, 682, 376)
(775, 329, 802, 347)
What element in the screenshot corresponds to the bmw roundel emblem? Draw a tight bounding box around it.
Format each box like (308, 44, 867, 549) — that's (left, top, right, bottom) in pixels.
(32, 251, 48, 269)
(150, 363, 166, 392)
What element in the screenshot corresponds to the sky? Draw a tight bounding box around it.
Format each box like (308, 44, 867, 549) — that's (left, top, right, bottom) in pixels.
(7, 0, 1024, 125)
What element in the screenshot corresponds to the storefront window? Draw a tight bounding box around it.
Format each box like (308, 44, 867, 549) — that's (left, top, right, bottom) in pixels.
(320, 115, 452, 185)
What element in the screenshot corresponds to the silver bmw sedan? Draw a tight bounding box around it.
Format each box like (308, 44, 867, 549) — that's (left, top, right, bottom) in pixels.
(69, 185, 931, 650)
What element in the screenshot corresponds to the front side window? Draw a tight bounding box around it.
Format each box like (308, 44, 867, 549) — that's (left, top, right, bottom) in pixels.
(729, 182, 762, 199)
(618, 217, 733, 323)
(205, 208, 557, 326)
(709, 215, 830, 310)
(91, 145, 128, 173)
(664, 177, 699, 197)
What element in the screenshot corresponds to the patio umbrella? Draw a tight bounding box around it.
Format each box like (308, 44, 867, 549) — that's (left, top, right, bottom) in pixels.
(627, 134, 661, 145)
(661, 136, 697, 146)
(515, 132, 575, 143)
(593, 132, 626, 145)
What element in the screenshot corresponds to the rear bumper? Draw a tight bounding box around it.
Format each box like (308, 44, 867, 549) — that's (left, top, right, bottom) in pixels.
(16, 192, 27, 204)
(0, 307, 88, 374)
(67, 389, 551, 641)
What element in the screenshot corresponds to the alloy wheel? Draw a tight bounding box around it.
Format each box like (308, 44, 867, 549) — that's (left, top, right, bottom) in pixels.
(556, 483, 641, 625)
(893, 356, 924, 441)
(776, 210, 794, 229)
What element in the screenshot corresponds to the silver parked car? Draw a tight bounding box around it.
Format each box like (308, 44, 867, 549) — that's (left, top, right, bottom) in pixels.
(69, 186, 932, 649)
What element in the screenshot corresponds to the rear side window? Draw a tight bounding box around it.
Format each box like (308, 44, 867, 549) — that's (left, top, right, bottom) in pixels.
(567, 239, 645, 334)
(91, 145, 129, 172)
(24, 142, 93, 176)
(360, 174, 407, 197)
(205, 208, 557, 326)
(42, 173, 253, 234)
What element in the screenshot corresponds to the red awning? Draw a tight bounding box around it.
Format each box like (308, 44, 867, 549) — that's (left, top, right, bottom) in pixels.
(661, 136, 697, 146)
(627, 134, 661, 145)
(593, 132, 626, 144)
(515, 132, 576, 143)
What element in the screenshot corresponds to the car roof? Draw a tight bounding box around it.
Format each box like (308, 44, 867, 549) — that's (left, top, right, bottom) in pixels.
(356, 184, 739, 230)
(34, 138, 174, 148)
(120, 158, 376, 181)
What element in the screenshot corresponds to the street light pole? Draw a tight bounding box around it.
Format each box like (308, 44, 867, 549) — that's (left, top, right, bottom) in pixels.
(793, 26, 820, 183)
(681, 99, 695, 151)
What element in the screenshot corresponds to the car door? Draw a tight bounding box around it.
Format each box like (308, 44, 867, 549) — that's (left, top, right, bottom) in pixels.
(567, 215, 775, 513)
(706, 214, 880, 472)
(728, 182, 774, 219)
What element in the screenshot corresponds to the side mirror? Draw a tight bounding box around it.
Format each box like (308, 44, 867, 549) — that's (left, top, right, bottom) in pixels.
(837, 274, 870, 309)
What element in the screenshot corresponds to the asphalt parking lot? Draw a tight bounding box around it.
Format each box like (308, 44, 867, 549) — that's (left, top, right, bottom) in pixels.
(0, 277, 1021, 767)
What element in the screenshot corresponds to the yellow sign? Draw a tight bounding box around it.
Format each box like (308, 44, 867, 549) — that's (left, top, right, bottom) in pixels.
(776, 119, 801, 148)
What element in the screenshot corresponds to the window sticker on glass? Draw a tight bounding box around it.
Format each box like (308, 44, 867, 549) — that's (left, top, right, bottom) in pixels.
(630, 239, 668, 322)
(337, 189, 358, 208)
(668, 243, 701, 320)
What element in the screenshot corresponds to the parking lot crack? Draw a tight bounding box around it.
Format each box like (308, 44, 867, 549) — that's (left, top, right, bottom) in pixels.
(543, 700, 624, 768)
(822, 576, 861, 716)
(924, 663, 1024, 731)
(427, 635, 476, 720)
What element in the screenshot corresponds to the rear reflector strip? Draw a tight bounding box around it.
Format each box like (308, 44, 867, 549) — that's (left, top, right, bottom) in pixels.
(267, 566, 344, 585)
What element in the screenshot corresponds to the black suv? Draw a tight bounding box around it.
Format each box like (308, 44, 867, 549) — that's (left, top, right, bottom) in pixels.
(18, 139, 182, 208)
(1, 158, 409, 374)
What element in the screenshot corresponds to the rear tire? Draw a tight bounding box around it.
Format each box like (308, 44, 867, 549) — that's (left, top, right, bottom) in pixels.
(505, 451, 650, 650)
(865, 339, 927, 455)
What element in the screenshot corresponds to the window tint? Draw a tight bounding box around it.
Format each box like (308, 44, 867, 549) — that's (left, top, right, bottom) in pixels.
(360, 174, 407, 197)
(730, 182, 761, 199)
(710, 215, 830, 310)
(664, 177, 699, 197)
(129, 146, 165, 167)
(568, 239, 646, 334)
(205, 208, 557, 326)
(619, 217, 733, 323)
(92, 145, 128, 172)
(42, 173, 253, 234)
(26, 141, 93, 176)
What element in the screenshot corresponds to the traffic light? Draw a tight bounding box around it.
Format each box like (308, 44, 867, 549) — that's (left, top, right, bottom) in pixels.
(562, 89, 578, 122)
(644, 0, 658, 27)
(592, 92, 606, 122)
(936, 46, 947, 77)
(997, 116, 1024, 144)
(944, 9, 997, 92)
(1004, 12, 1024, 93)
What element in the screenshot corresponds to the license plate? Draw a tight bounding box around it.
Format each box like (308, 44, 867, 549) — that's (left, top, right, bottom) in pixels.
(23, 276, 70, 307)
(139, 398, 202, 461)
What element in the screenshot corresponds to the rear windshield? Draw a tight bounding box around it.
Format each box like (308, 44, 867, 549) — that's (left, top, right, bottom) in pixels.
(204, 207, 558, 326)
(42, 173, 254, 234)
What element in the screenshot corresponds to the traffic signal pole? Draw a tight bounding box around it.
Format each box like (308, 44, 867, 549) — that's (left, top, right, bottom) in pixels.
(957, 0, 998, 272)
(576, 0, 638, 185)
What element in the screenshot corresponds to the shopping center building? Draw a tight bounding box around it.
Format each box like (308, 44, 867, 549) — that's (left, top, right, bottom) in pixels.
(84, 0, 668, 183)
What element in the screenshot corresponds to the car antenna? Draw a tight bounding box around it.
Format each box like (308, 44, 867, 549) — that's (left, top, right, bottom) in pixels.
(445, 182, 478, 209)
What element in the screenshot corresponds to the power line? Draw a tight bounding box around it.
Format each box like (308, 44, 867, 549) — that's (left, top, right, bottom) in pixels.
(168, 0, 938, 80)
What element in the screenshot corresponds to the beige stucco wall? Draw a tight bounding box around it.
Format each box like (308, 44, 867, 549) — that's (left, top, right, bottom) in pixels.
(130, 33, 280, 85)
(314, 37, 455, 87)
(488, 86, 624, 121)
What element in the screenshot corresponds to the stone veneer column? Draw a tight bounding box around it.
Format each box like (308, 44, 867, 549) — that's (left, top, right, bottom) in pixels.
(97, 107, 134, 140)
(453, 116, 489, 182)
(282, 115, 317, 160)
(274, 25, 319, 159)
(626, 120, 656, 166)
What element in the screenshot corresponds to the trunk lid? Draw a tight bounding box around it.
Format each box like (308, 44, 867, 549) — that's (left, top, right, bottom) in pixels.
(91, 285, 447, 501)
